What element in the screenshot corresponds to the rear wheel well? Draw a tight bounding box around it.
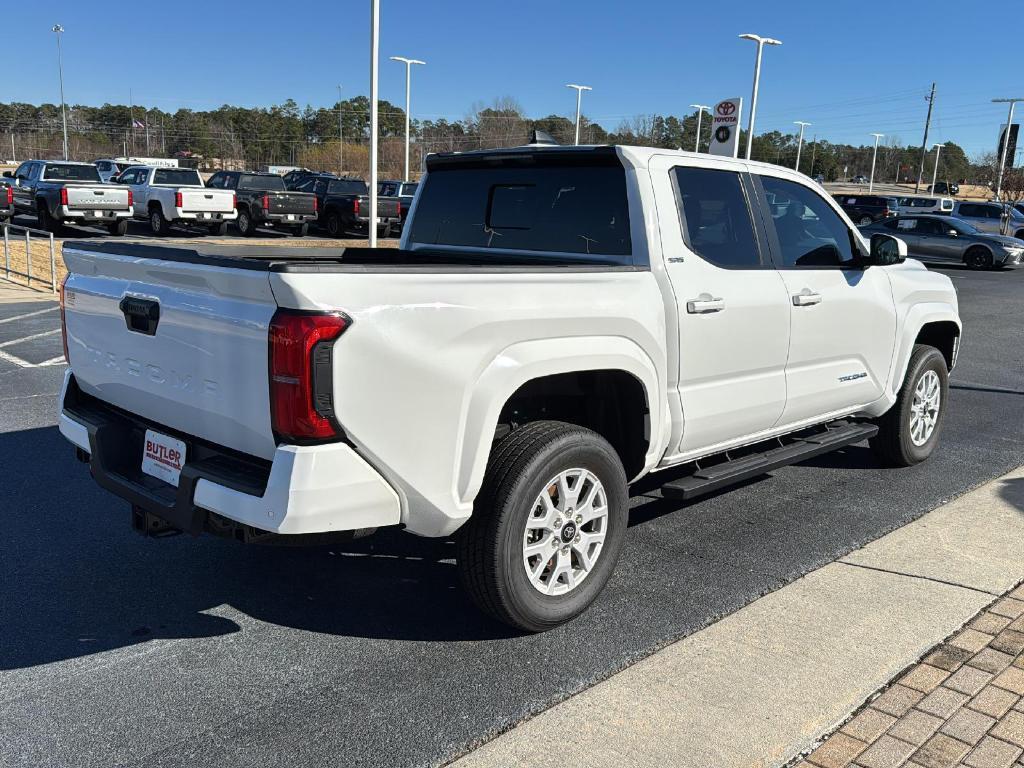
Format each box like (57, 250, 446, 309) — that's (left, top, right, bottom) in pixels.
(496, 370, 650, 479)
(915, 321, 959, 369)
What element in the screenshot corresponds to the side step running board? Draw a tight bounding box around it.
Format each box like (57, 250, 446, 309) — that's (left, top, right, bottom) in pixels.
(661, 422, 879, 501)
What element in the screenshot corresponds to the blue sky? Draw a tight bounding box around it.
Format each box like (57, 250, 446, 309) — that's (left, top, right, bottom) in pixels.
(2, 0, 1015, 157)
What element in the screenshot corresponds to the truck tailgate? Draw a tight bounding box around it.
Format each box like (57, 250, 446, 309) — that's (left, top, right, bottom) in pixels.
(62, 245, 278, 460)
(179, 188, 234, 213)
(65, 184, 131, 210)
(268, 191, 316, 215)
(363, 196, 400, 218)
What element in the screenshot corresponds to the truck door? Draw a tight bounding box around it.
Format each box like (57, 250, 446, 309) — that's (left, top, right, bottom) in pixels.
(649, 155, 792, 458)
(753, 173, 896, 426)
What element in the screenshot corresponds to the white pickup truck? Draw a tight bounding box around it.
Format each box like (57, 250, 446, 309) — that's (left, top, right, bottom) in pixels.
(113, 166, 237, 235)
(57, 143, 961, 631)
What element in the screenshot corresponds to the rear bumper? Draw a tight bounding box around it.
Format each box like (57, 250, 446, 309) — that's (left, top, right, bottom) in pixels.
(175, 208, 238, 222)
(60, 206, 132, 221)
(58, 370, 401, 536)
(258, 211, 318, 225)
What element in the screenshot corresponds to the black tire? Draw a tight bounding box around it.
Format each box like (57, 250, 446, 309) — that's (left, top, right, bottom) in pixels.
(36, 205, 54, 232)
(291, 223, 308, 237)
(209, 222, 228, 236)
(859, 215, 873, 226)
(108, 219, 128, 236)
(236, 208, 256, 236)
(149, 207, 169, 236)
(870, 344, 949, 467)
(456, 420, 628, 632)
(964, 245, 993, 270)
(325, 211, 343, 238)
(1015, 229, 1024, 241)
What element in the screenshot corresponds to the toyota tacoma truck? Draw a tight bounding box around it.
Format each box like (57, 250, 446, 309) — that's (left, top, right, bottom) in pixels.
(291, 173, 400, 238)
(113, 166, 237, 235)
(57, 144, 961, 632)
(205, 170, 317, 236)
(6, 160, 133, 235)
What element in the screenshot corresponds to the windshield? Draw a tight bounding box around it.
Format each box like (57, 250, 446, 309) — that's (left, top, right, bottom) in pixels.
(238, 174, 286, 191)
(153, 168, 203, 186)
(948, 218, 978, 234)
(43, 163, 102, 182)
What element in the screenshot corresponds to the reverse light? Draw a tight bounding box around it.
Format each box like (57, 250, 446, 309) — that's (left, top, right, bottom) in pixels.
(269, 310, 350, 442)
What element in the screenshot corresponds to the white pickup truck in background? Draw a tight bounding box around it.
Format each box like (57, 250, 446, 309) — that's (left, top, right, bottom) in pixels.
(113, 166, 237, 235)
(57, 142, 961, 632)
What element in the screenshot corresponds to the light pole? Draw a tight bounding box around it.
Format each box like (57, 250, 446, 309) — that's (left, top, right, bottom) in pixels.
(793, 121, 811, 172)
(868, 133, 884, 193)
(689, 104, 710, 152)
(52, 24, 68, 160)
(566, 84, 592, 145)
(369, 0, 379, 247)
(993, 98, 1023, 201)
(738, 33, 781, 160)
(390, 56, 425, 182)
(930, 142, 944, 193)
(337, 84, 343, 175)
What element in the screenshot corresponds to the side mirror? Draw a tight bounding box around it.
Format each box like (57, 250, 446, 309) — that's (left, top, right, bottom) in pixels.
(2, 171, 12, 178)
(868, 233, 906, 266)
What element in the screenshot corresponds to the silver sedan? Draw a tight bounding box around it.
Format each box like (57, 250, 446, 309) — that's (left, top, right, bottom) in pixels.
(860, 214, 1024, 269)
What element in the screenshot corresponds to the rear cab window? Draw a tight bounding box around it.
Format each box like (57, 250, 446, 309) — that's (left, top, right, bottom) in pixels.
(238, 174, 285, 191)
(153, 169, 203, 186)
(43, 163, 101, 182)
(407, 149, 632, 264)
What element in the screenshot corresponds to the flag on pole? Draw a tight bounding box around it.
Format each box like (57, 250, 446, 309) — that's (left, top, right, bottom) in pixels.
(132, 119, 145, 129)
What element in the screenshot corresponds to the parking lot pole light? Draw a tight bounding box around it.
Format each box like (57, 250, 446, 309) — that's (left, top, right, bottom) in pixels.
(566, 84, 592, 145)
(739, 33, 781, 161)
(868, 133, 884, 193)
(390, 57, 425, 182)
(689, 104, 710, 152)
(369, 0, 379, 247)
(52, 24, 68, 160)
(930, 142, 943, 193)
(337, 85, 343, 174)
(993, 98, 1023, 202)
(793, 121, 810, 172)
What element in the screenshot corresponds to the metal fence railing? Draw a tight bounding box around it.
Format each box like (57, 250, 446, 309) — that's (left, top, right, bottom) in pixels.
(1, 223, 58, 292)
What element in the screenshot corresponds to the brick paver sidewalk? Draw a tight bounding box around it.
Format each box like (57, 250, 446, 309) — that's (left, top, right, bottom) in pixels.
(793, 584, 1024, 768)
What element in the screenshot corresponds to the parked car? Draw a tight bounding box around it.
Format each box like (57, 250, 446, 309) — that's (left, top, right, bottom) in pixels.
(113, 166, 237, 235)
(861, 214, 1023, 269)
(832, 194, 899, 225)
(950, 201, 1024, 239)
(378, 179, 418, 233)
(851, 175, 868, 184)
(291, 173, 400, 238)
(895, 196, 954, 216)
(93, 159, 134, 183)
(57, 144, 960, 632)
(205, 170, 317, 236)
(929, 181, 959, 196)
(5, 160, 132, 234)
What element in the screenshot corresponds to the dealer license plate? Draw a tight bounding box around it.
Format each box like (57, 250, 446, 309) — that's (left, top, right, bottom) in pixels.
(141, 429, 186, 486)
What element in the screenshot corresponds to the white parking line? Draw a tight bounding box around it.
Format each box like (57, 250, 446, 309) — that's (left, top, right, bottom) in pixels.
(0, 328, 61, 348)
(0, 307, 59, 325)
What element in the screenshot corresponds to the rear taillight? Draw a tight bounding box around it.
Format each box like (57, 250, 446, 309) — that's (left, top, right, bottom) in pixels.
(313, 195, 318, 213)
(5, 186, 12, 205)
(175, 191, 183, 208)
(127, 190, 133, 207)
(59, 274, 70, 363)
(396, 201, 401, 218)
(262, 193, 270, 211)
(269, 310, 350, 442)
(232, 193, 237, 210)
(60, 187, 68, 206)
(353, 198, 360, 216)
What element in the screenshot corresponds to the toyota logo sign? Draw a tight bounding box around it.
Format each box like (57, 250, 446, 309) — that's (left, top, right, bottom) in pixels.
(716, 101, 736, 116)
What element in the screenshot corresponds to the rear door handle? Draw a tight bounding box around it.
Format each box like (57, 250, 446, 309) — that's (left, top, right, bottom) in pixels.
(686, 297, 725, 314)
(792, 291, 823, 307)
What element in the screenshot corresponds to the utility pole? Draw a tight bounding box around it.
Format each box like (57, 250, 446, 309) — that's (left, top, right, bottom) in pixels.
(869, 133, 884, 193)
(129, 89, 135, 155)
(368, 0, 379, 247)
(144, 110, 150, 155)
(566, 84, 592, 145)
(390, 56, 425, 182)
(337, 84, 343, 175)
(10, 134, 15, 163)
(914, 83, 936, 193)
(689, 104, 710, 152)
(52, 25, 68, 160)
(993, 97, 1024, 202)
(793, 121, 811, 172)
(739, 33, 782, 160)
(929, 142, 944, 193)
(809, 134, 817, 176)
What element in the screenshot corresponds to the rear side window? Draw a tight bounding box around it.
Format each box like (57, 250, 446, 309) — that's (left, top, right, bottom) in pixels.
(408, 155, 631, 260)
(672, 166, 762, 268)
(760, 176, 855, 268)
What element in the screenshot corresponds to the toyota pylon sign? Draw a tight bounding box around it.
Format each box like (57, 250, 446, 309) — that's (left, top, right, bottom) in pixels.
(708, 97, 743, 158)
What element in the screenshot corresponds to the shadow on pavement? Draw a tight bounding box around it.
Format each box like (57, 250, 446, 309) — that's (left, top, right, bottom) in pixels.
(999, 476, 1024, 515)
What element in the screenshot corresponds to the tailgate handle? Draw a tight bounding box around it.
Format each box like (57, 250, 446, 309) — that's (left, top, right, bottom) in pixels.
(119, 296, 160, 336)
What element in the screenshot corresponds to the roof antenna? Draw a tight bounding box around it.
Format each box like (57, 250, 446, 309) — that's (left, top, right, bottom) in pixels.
(528, 129, 559, 146)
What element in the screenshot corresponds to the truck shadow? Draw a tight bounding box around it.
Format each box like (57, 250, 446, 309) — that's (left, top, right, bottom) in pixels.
(0, 427, 514, 670)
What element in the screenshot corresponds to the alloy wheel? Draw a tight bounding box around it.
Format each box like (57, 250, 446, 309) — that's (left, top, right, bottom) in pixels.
(909, 369, 941, 446)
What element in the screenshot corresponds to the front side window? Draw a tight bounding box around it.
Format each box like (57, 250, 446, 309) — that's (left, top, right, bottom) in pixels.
(206, 173, 224, 189)
(672, 166, 761, 268)
(760, 176, 855, 268)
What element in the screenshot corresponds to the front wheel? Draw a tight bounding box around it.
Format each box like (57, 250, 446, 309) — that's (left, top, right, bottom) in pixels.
(859, 215, 873, 226)
(964, 246, 993, 270)
(870, 344, 949, 466)
(108, 219, 128, 236)
(236, 209, 256, 236)
(456, 421, 628, 632)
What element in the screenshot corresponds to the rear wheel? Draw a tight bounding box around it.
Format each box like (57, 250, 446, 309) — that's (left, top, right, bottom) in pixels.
(209, 222, 228, 236)
(456, 420, 628, 632)
(858, 215, 873, 226)
(964, 245, 993, 270)
(870, 344, 948, 466)
(108, 219, 128, 236)
(325, 211, 343, 238)
(236, 209, 255, 236)
(149, 208, 169, 236)
(291, 223, 308, 237)
(36, 205, 55, 232)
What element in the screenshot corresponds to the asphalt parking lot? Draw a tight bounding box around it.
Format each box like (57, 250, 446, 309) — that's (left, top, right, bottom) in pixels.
(1, 265, 1023, 768)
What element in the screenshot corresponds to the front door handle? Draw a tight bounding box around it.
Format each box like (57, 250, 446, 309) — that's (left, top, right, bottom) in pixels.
(792, 291, 823, 307)
(686, 296, 725, 314)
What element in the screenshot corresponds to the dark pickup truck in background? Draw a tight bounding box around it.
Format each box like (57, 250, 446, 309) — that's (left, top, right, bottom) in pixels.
(291, 173, 400, 238)
(378, 179, 418, 234)
(4, 160, 133, 234)
(0, 183, 12, 222)
(205, 171, 317, 236)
